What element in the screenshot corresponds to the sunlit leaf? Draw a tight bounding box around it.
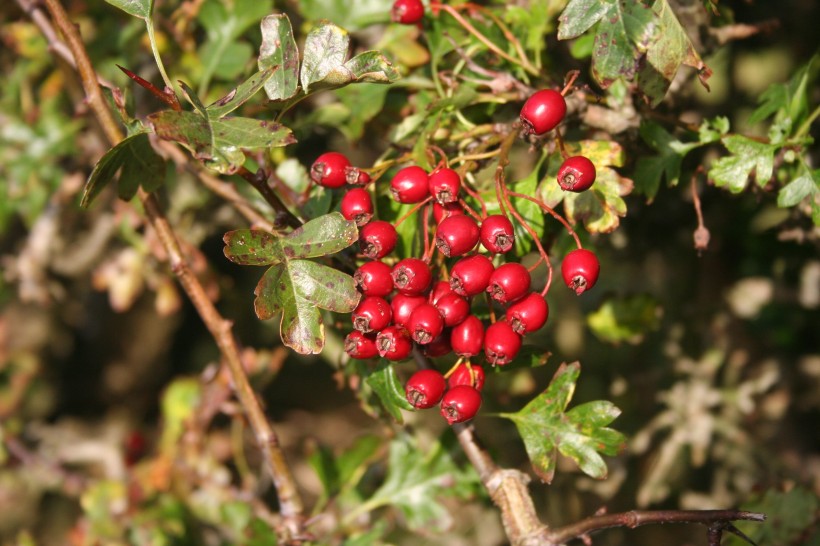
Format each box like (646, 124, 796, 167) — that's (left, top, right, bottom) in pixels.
(777, 172, 819, 208)
(587, 294, 662, 345)
(104, 0, 153, 19)
(300, 21, 351, 92)
(364, 362, 414, 423)
(709, 135, 778, 193)
(259, 14, 300, 101)
(344, 51, 400, 83)
(501, 362, 626, 483)
(206, 67, 276, 119)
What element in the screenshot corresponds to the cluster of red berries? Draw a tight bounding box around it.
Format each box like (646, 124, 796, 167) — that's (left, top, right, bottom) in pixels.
(307, 83, 601, 425)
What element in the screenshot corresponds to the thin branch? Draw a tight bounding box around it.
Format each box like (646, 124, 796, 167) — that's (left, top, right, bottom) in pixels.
(35, 0, 305, 539)
(236, 166, 302, 229)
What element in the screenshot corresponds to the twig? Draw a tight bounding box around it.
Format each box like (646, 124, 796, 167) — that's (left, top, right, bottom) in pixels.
(236, 166, 302, 229)
(36, 0, 305, 539)
(691, 168, 710, 253)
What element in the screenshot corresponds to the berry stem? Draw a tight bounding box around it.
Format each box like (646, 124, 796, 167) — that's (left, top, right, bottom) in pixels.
(443, 357, 466, 379)
(560, 70, 580, 96)
(461, 173, 489, 218)
(506, 191, 582, 250)
(396, 196, 433, 227)
(554, 130, 571, 160)
(458, 198, 484, 222)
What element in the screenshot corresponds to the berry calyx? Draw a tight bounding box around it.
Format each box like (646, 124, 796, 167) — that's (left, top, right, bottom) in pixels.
(376, 325, 413, 361)
(434, 292, 470, 327)
(557, 155, 596, 192)
(359, 221, 398, 259)
(440, 385, 482, 424)
(390, 165, 429, 204)
(561, 248, 600, 295)
(483, 321, 521, 366)
(448, 363, 486, 391)
(450, 254, 494, 297)
(487, 262, 531, 304)
(407, 302, 445, 345)
(450, 315, 484, 357)
(391, 0, 424, 24)
(340, 187, 373, 226)
(344, 331, 379, 359)
(520, 89, 567, 136)
(428, 167, 462, 204)
(405, 369, 446, 409)
(391, 293, 427, 327)
(354, 261, 394, 298)
(433, 202, 464, 224)
(391, 258, 432, 295)
(480, 214, 515, 254)
(435, 215, 480, 257)
(352, 296, 392, 333)
(310, 152, 351, 188)
(505, 292, 549, 334)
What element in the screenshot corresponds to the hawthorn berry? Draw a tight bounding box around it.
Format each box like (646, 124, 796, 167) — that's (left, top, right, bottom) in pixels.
(354, 261, 394, 297)
(434, 292, 470, 327)
(428, 167, 461, 204)
(352, 296, 392, 333)
(344, 331, 379, 359)
(359, 221, 398, 259)
(450, 315, 484, 357)
(407, 303, 445, 345)
(376, 325, 413, 361)
(340, 188, 373, 226)
(390, 165, 429, 204)
(440, 385, 482, 424)
(561, 248, 600, 295)
(450, 254, 494, 297)
(505, 292, 549, 334)
(448, 363, 486, 391)
(487, 262, 531, 304)
(429, 280, 454, 305)
(483, 321, 521, 366)
(391, 0, 424, 24)
(405, 369, 446, 409)
(392, 258, 432, 295)
(353, 170, 371, 186)
(310, 152, 351, 188)
(391, 293, 427, 327)
(436, 215, 480, 257)
(424, 332, 453, 357)
(520, 89, 566, 136)
(480, 214, 515, 254)
(557, 155, 596, 192)
(433, 202, 464, 224)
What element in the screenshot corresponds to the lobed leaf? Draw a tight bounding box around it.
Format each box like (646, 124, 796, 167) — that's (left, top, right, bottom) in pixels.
(364, 362, 414, 423)
(708, 135, 778, 193)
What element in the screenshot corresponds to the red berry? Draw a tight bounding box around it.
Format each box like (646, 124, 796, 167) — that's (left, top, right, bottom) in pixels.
(354, 261, 393, 297)
(505, 292, 549, 334)
(487, 262, 531, 304)
(440, 385, 482, 424)
(424, 332, 452, 357)
(376, 325, 412, 361)
(484, 321, 521, 366)
(520, 89, 566, 136)
(391, 258, 432, 295)
(344, 331, 379, 359)
(407, 303, 445, 345)
(433, 202, 464, 224)
(436, 215, 480, 257)
(450, 254, 494, 297)
(359, 221, 397, 259)
(310, 152, 351, 188)
(557, 155, 596, 192)
(447, 363, 485, 391)
(561, 248, 600, 295)
(391, 0, 424, 24)
(340, 187, 373, 226)
(390, 165, 429, 204)
(391, 293, 427, 327)
(405, 369, 446, 409)
(352, 296, 392, 333)
(480, 214, 515, 254)
(434, 292, 470, 327)
(428, 280, 453, 305)
(450, 315, 484, 357)
(428, 167, 461, 204)
(354, 170, 372, 185)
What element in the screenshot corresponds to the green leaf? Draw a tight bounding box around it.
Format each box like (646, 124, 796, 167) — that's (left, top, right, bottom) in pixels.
(557, 0, 608, 40)
(727, 487, 820, 546)
(633, 120, 700, 200)
(502, 362, 626, 483)
(300, 21, 350, 92)
(148, 110, 295, 174)
(259, 14, 301, 102)
(344, 51, 400, 84)
(777, 173, 819, 208)
(81, 132, 165, 207)
(587, 294, 662, 345)
(309, 435, 381, 503)
(104, 0, 153, 19)
(361, 435, 479, 532)
(296, 0, 392, 31)
(364, 362, 414, 423)
(506, 151, 548, 254)
(206, 67, 277, 119)
(709, 135, 778, 193)
(223, 212, 358, 265)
